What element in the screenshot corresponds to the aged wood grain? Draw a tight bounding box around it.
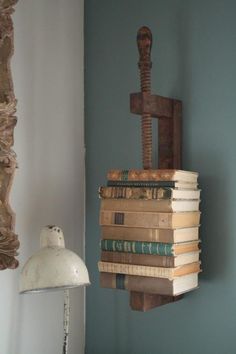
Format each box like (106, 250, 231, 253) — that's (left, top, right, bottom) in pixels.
(130, 291, 183, 312)
(130, 93, 173, 118)
(0, 0, 19, 270)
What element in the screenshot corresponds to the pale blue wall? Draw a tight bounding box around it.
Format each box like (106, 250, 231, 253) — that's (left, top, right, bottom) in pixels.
(85, 1, 236, 353)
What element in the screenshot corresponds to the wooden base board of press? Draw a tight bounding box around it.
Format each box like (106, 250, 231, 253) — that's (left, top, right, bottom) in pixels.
(130, 291, 183, 311)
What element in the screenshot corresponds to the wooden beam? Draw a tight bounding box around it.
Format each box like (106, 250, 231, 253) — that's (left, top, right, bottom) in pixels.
(172, 99, 182, 169)
(158, 99, 182, 169)
(130, 291, 183, 312)
(130, 93, 176, 119)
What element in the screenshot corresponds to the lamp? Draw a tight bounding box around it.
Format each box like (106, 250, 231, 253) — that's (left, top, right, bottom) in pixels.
(19, 225, 90, 354)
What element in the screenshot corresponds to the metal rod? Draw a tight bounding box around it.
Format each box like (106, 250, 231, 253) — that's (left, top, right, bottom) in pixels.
(63, 290, 70, 354)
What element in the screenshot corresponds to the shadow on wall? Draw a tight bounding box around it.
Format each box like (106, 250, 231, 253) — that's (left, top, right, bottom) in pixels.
(200, 155, 230, 282)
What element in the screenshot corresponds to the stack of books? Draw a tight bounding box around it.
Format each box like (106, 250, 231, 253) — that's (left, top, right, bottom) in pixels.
(98, 169, 201, 296)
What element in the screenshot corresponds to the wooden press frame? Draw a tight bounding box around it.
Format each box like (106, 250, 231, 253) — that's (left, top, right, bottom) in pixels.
(128, 27, 182, 311)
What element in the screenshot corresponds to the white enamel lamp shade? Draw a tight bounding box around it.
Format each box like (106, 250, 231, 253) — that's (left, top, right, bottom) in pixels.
(19, 225, 90, 294)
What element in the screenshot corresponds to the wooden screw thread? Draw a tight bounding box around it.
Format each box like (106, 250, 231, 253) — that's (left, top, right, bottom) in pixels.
(137, 26, 153, 169)
(140, 66, 151, 92)
(139, 64, 152, 169)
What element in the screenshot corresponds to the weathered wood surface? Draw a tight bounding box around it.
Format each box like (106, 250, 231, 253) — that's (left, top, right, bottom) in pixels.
(130, 291, 183, 312)
(130, 94, 182, 169)
(0, 0, 19, 270)
(130, 93, 173, 118)
(158, 99, 182, 169)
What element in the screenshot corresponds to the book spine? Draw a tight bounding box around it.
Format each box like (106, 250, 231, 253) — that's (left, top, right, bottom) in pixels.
(107, 169, 198, 182)
(98, 261, 200, 279)
(99, 210, 201, 229)
(101, 251, 177, 267)
(99, 186, 173, 199)
(107, 169, 176, 181)
(100, 210, 172, 228)
(100, 272, 174, 294)
(98, 261, 177, 279)
(100, 199, 172, 212)
(100, 239, 174, 256)
(107, 180, 176, 188)
(101, 226, 175, 243)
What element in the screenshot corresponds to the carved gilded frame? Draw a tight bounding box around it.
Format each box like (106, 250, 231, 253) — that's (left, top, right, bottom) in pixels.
(0, 0, 19, 269)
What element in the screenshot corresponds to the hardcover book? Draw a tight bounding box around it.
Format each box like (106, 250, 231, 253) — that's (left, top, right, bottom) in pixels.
(100, 198, 200, 212)
(107, 180, 198, 189)
(101, 226, 199, 243)
(107, 169, 198, 183)
(98, 261, 201, 279)
(100, 210, 201, 229)
(100, 272, 199, 296)
(100, 239, 200, 256)
(99, 186, 201, 200)
(101, 250, 200, 267)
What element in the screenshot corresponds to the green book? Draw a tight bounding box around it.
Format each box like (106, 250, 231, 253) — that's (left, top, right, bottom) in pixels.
(107, 180, 177, 188)
(100, 239, 173, 255)
(100, 239, 199, 256)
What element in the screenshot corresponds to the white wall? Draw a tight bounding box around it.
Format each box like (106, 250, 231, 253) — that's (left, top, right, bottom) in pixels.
(0, 0, 86, 353)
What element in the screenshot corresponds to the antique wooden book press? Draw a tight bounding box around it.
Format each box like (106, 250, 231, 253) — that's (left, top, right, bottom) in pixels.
(129, 27, 182, 311)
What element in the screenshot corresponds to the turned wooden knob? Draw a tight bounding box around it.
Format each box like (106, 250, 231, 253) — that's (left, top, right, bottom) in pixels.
(137, 26, 152, 66)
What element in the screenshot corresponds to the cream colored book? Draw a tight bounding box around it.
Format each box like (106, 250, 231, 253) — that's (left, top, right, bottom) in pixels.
(101, 226, 199, 243)
(100, 210, 201, 229)
(100, 198, 200, 212)
(98, 261, 201, 280)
